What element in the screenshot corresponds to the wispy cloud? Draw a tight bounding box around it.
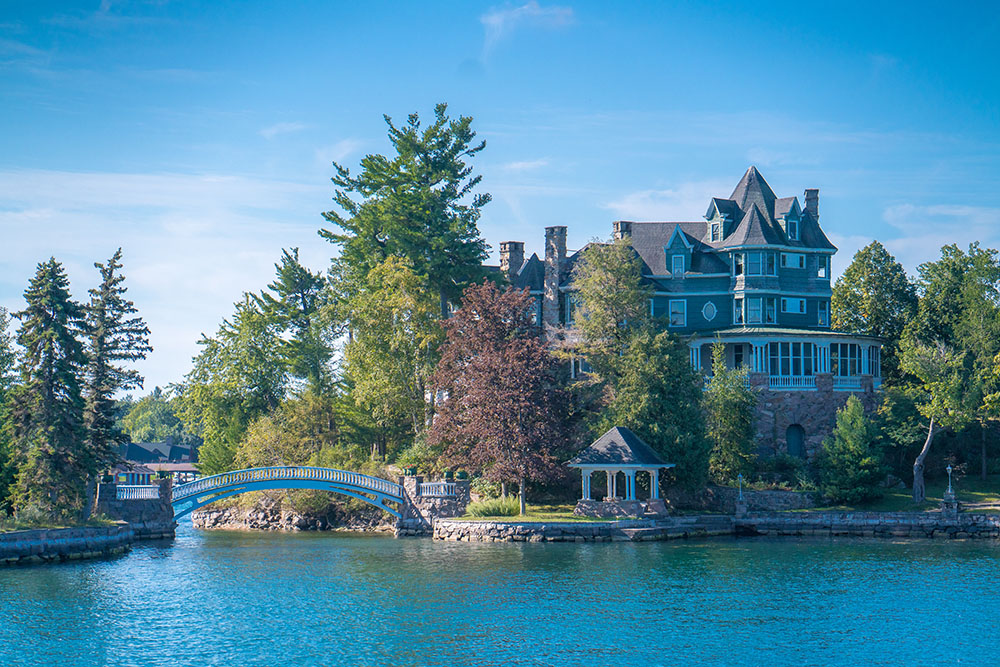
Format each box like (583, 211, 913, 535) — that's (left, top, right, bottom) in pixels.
(0, 169, 331, 392)
(481, 1, 573, 58)
(502, 158, 549, 171)
(877, 203, 1000, 273)
(602, 180, 730, 221)
(260, 121, 308, 140)
(314, 139, 364, 166)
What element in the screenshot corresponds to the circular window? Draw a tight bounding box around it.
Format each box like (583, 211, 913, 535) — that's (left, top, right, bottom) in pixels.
(702, 301, 717, 321)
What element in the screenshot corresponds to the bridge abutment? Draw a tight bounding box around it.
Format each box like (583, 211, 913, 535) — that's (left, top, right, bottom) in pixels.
(397, 475, 471, 537)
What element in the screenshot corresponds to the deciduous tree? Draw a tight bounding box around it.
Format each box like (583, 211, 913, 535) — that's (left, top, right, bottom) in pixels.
(705, 341, 757, 484)
(831, 241, 917, 383)
(430, 281, 566, 514)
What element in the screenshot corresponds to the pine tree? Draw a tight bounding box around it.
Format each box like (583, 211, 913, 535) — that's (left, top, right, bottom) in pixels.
(8, 258, 88, 516)
(255, 248, 332, 394)
(816, 396, 885, 504)
(83, 249, 152, 477)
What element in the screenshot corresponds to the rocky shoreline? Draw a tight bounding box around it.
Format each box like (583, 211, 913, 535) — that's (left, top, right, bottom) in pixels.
(191, 497, 396, 533)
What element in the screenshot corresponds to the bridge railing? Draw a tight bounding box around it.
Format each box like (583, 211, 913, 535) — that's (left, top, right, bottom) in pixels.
(418, 482, 456, 498)
(116, 485, 161, 500)
(173, 466, 403, 502)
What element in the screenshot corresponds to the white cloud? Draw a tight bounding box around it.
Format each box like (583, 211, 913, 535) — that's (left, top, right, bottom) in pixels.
(481, 1, 574, 58)
(602, 180, 730, 221)
(877, 203, 1000, 274)
(502, 158, 549, 171)
(260, 121, 308, 140)
(314, 139, 364, 166)
(0, 169, 333, 393)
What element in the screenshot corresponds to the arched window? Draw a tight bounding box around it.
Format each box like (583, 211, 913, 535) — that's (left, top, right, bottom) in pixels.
(786, 424, 805, 458)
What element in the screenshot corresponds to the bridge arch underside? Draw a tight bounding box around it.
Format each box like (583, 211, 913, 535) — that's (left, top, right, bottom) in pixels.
(172, 480, 403, 520)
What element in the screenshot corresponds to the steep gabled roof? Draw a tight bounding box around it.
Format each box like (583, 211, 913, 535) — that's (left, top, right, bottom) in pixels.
(717, 203, 783, 247)
(512, 253, 544, 291)
(798, 211, 837, 251)
(730, 166, 777, 221)
(565, 426, 672, 467)
(706, 197, 741, 221)
(774, 196, 799, 220)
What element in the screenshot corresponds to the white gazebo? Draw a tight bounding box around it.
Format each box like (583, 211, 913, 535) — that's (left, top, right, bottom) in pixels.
(566, 426, 674, 516)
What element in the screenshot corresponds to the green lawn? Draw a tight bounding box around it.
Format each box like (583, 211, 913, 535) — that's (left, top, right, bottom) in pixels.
(0, 515, 118, 533)
(807, 475, 1000, 513)
(459, 503, 613, 523)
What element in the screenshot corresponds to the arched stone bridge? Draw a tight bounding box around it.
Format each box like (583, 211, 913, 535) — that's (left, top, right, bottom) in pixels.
(171, 466, 406, 520)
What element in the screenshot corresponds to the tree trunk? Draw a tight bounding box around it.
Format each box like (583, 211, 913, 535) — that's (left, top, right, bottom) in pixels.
(501, 482, 508, 499)
(518, 477, 526, 516)
(982, 423, 988, 482)
(912, 418, 939, 504)
(81, 478, 96, 521)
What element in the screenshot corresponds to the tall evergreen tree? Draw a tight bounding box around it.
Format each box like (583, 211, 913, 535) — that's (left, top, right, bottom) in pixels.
(83, 249, 152, 475)
(256, 248, 333, 394)
(815, 395, 885, 504)
(7, 258, 88, 516)
(320, 103, 491, 318)
(0, 308, 17, 513)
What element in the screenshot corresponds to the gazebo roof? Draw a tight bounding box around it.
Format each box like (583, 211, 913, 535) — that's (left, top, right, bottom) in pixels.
(566, 426, 673, 469)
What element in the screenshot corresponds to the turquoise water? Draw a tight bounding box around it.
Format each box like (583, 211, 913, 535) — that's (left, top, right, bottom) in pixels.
(2, 523, 998, 666)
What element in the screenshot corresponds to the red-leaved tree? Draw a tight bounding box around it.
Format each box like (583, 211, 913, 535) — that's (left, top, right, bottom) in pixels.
(429, 281, 566, 514)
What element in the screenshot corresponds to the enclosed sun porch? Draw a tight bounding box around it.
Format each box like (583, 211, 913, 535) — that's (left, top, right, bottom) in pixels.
(689, 328, 882, 392)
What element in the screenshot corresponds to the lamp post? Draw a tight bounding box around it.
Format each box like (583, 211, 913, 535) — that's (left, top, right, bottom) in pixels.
(946, 465, 953, 495)
(737, 473, 744, 501)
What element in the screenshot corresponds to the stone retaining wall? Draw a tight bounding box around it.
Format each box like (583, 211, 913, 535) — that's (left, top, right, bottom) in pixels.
(667, 485, 817, 513)
(0, 524, 134, 565)
(433, 516, 736, 543)
(740, 512, 1000, 539)
(95, 478, 176, 539)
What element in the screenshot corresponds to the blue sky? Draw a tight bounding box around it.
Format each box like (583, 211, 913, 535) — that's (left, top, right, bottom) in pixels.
(2, 1, 998, 391)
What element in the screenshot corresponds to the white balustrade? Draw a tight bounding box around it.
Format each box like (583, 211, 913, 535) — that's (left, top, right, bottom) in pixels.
(419, 482, 457, 497)
(768, 375, 817, 390)
(116, 485, 160, 500)
(172, 466, 404, 501)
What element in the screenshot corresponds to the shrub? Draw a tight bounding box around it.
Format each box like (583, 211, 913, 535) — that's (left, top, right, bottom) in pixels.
(465, 496, 520, 517)
(816, 396, 885, 504)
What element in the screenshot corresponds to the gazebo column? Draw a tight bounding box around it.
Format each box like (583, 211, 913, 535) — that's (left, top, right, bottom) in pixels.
(580, 470, 589, 500)
(626, 470, 636, 501)
(606, 470, 614, 500)
(650, 469, 659, 499)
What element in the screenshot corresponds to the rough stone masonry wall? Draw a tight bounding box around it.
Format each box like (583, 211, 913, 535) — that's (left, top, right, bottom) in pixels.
(95, 478, 176, 539)
(752, 373, 877, 459)
(740, 512, 1000, 539)
(1, 524, 134, 565)
(667, 485, 817, 513)
(396, 476, 471, 536)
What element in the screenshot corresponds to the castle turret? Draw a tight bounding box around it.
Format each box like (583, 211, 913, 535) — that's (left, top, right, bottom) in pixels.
(499, 241, 524, 282)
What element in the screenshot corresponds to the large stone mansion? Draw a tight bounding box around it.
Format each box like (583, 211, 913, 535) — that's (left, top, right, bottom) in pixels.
(493, 166, 881, 459)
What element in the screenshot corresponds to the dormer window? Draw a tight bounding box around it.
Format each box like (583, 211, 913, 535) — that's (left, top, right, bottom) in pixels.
(710, 222, 721, 242)
(671, 255, 684, 277)
(787, 217, 799, 241)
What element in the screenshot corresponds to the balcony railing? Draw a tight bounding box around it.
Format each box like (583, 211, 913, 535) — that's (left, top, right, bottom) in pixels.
(768, 375, 816, 390)
(833, 376, 863, 391)
(116, 485, 160, 500)
(418, 482, 456, 498)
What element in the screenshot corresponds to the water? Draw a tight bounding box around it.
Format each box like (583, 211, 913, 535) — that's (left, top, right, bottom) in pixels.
(2, 523, 998, 666)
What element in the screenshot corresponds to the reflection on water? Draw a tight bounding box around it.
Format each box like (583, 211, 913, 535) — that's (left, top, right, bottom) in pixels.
(2, 522, 998, 666)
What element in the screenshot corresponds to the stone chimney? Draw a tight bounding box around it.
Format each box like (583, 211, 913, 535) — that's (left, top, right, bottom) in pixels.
(804, 188, 819, 220)
(543, 226, 567, 327)
(612, 220, 632, 241)
(499, 241, 524, 282)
